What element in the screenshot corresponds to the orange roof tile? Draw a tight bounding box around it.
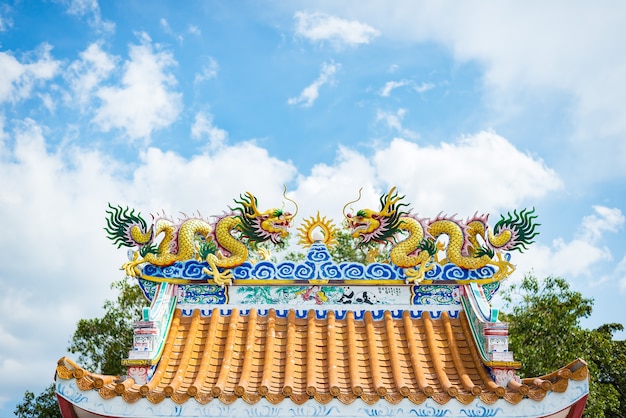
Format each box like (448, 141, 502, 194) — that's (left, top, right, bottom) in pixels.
(56, 307, 588, 407)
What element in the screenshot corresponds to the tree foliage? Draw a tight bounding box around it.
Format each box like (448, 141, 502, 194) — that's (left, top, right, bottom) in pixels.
(15, 277, 149, 416)
(14, 383, 62, 418)
(501, 275, 626, 417)
(286, 230, 389, 264)
(67, 277, 149, 375)
(328, 230, 389, 264)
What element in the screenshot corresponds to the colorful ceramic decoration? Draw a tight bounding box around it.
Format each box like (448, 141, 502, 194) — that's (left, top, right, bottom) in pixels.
(105, 188, 538, 287)
(54, 188, 588, 418)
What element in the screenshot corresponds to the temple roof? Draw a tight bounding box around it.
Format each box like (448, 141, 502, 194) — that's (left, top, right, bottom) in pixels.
(56, 307, 588, 407)
(56, 195, 587, 417)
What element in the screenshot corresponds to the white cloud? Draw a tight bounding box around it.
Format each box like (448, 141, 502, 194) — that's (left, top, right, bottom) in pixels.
(294, 146, 379, 222)
(64, 0, 114, 32)
(0, 119, 299, 406)
(0, 3, 13, 32)
(380, 80, 434, 97)
(414, 82, 434, 93)
(194, 56, 219, 84)
(92, 34, 182, 141)
(501, 207, 624, 291)
(372, 131, 562, 215)
(579, 206, 625, 242)
(298, 1, 626, 180)
(288, 60, 340, 107)
(291, 130, 561, 224)
(188, 25, 201, 36)
(294, 10, 379, 49)
(617, 255, 626, 291)
(0, 119, 125, 403)
(380, 80, 409, 97)
(375, 108, 418, 140)
(65, 42, 117, 105)
(0, 44, 60, 104)
(160, 18, 184, 44)
(191, 111, 228, 149)
(517, 239, 612, 283)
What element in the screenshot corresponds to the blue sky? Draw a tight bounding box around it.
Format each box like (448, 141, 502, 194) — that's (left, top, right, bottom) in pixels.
(1, 0, 626, 414)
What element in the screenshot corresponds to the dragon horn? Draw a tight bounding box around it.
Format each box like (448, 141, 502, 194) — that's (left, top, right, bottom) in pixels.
(343, 187, 363, 217)
(282, 185, 298, 218)
(379, 187, 402, 217)
(242, 192, 261, 218)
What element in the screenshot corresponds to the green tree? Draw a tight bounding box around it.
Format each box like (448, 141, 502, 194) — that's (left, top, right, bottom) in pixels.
(14, 383, 62, 418)
(329, 230, 378, 264)
(15, 277, 149, 416)
(67, 277, 148, 375)
(285, 230, 389, 264)
(501, 275, 626, 417)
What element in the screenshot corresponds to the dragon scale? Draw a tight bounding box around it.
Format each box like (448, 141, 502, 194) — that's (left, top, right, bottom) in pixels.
(210, 216, 250, 269)
(389, 217, 430, 268)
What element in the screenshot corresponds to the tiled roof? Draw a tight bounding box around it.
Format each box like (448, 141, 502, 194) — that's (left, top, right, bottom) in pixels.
(56, 307, 588, 407)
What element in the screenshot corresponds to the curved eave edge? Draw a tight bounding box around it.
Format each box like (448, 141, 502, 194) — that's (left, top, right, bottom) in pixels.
(55, 378, 589, 418)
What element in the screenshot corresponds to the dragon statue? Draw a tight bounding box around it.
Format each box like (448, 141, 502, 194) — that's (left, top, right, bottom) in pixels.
(344, 187, 539, 283)
(105, 191, 295, 286)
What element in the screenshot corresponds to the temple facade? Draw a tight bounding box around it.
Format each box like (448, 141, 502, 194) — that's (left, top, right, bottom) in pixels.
(55, 189, 588, 417)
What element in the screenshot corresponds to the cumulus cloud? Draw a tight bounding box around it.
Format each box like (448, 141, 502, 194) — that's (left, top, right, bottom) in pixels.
(294, 10, 380, 49)
(505, 206, 624, 290)
(372, 131, 562, 215)
(92, 33, 182, 141)
(0, 119, 124, 402)
(580, 206, 625, 242)
(288, 60, 340, 107)
(0, 44, 60, 104)
(0, 120, 297, 406)
(191, 111, 228, 149)
(65, 42, 117, 105)
(294, 146, 378, 222)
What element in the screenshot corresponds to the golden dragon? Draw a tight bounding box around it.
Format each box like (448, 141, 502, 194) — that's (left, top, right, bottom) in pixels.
(344, 187, 539, 283)
(105, 191, 295, 286)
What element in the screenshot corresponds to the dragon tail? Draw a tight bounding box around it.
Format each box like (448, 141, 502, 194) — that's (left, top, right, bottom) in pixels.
(104, 204, 152, 248)
(494, 207, 540, 252)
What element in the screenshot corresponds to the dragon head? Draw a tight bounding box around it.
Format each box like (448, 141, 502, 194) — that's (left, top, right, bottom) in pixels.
(233, 191, 295, 247)
(344, 187, 409, 245)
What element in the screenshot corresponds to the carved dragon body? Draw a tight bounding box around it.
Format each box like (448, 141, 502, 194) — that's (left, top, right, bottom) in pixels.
(344, 187, 539, 283)
(105, 191, 294, 285)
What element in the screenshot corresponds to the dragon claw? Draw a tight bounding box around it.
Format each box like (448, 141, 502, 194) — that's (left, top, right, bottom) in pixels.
(121, 251, 143, 278)
(204, 254, 233, 286)
(489, 252, 516, 281)
(404, 262, 435, 284)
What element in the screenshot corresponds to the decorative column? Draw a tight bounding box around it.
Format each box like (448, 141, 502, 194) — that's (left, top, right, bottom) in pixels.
(122, 308, 158, 385)
(483, 319, 521, 386)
